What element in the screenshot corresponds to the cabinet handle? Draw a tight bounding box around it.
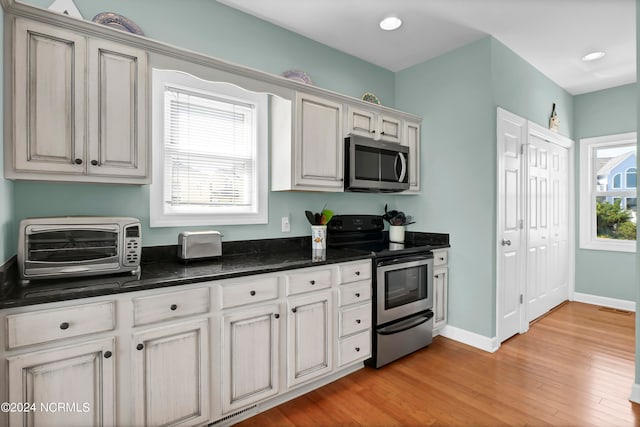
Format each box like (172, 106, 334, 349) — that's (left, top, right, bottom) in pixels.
(355, 271, 360, 276)
(355, 293, 360, 298)
(381, 131, 385, 135)
(274, 313, 280, 319)
(355, 347, 360, 352)
(59, 322, 70, 330)
(74, 158, 82, 165)
(292, 307, 297, 313)
(310, 280, 316, 285)
(90, 160, 99, 166)
(439, 257, 445, 261)
(136, 343, 144, 351)
(170, 304, 178, 311)
(250, 290, 256, 296)
(371, 130, 376, 134)
(356, 319, 361, 324)
(104, 351, 112, 359)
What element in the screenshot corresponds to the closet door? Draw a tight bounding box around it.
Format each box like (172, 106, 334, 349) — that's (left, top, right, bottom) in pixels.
(548, 144, 570, 309)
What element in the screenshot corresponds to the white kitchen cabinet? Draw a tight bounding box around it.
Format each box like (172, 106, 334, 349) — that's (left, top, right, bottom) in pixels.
(131, 318, 210, 426)
(222, 304, 280, 413)
(433, 249, 449, 332)
(7, 17, 149, 184)
(346, 106, 402, 144)
(403, 120, 421, 192)
(287, 290, 333, 387)
(7, 338, 116, 427)
(271, 92, 344, 191)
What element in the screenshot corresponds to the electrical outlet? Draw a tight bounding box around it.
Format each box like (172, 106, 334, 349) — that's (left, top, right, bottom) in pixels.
(281, 216, 290, 232)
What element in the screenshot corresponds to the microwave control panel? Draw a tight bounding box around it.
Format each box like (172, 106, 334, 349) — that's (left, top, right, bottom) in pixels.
(124, 225, 141, 266)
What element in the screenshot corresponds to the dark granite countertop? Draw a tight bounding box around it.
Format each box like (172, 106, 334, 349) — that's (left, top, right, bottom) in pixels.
(0, 232, 449, 310)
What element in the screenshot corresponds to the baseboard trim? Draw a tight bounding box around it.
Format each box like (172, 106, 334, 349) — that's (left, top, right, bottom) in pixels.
(439, 325, 499, 353)
(571, 292, 636, 312)
(630, 383, 640, 404)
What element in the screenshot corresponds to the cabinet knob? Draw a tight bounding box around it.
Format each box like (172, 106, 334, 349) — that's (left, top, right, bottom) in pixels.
(292, 307, 297, 313)
(90, 160, 99, 166)
(355, 347, 360, 352)
(310, 280, 316, 285)
(74, 158, 83, 165)
(104, 351, 112, 359)
(250, 290, 256, 296)
(371, 130, 376, 134)
(355, 293, 360, 298)
(356, 319, 361, 324)
(439, 257, 445, 261)
(380, 131, 385, 135)
(136, 343, 144, 351)
(274, 313, 280, 319)
(170, 304, 178, 311)
(59, 322, 70, 330)
(355, 271, 360, 276)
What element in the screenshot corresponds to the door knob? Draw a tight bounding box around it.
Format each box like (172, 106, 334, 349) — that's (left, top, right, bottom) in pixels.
(501, 239, 512, 246)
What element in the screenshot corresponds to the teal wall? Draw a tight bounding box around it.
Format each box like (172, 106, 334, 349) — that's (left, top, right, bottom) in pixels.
(0, 6, 14, 264)
(574, 84, 637, 301)
(11, 0, 398, 248)
(395, 38, 574, 338)
(395, 38, 496, 337)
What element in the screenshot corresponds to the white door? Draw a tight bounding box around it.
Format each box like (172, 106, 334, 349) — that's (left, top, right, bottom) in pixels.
(132, 319, 209, 426)
(496, 108, 526, 342)
(287, 291, 333, 387)
(8, 338, 115, 427)
(526, 134, 551, 322)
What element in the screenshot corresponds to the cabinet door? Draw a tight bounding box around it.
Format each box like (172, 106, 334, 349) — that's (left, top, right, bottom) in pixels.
(346, 107, 376, 138)
(13, 18, 86, 175)
(222, 304, 280, 413)
(287, 291, 333, 387)
(132, 319, 210, 426)
(294, 93, 343, 189)
(87, 39, 148, 179)
(7, 338, 115, 427)
(433, 266, 448, 330)
(378, 114, 402, 143)
(403, 120, 420, 192)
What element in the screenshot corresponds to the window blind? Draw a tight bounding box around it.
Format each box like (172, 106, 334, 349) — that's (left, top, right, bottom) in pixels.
(163, 87, 256, 208)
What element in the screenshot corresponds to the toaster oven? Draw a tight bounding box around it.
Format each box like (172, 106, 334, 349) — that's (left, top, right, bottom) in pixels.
(18, 217, 142, 282)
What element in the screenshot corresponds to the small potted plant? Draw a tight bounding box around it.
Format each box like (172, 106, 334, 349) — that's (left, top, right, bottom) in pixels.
(382, 204, 414, 243)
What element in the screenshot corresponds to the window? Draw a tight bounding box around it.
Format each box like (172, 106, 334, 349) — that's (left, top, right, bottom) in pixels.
(150, 69, 268, 226)
(579, 132, 637, 252)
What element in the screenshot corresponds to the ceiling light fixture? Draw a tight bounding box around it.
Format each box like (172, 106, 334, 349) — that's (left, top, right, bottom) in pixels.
(581, 51, 606, 62)
(379, 16, 402, 31)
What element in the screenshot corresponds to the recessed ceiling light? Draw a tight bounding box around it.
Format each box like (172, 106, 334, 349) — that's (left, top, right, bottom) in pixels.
(379, 16, 402, 31)
(581, 51, 606, 62)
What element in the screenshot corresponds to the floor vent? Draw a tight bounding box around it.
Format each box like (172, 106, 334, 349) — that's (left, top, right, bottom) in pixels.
(598, 306, 633, 316)
(210, 405, 258, 425)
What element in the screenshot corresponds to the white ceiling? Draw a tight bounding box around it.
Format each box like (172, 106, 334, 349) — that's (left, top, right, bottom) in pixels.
(217, 0, 636, 95)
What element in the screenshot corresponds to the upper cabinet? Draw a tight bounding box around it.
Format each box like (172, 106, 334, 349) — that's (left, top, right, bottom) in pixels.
(403, 120, 421, 192)
(346, 106, 402, 144)
(6, 18, 149, 184)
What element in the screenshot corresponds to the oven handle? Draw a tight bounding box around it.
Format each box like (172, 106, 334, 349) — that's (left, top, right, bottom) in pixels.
(378, 311, 434, 335)
(376, 254, 432, 267)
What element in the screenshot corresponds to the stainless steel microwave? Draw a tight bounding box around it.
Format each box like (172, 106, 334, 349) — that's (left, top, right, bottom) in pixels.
(18, 217, 142, 282)
(345, 135, 409, 192)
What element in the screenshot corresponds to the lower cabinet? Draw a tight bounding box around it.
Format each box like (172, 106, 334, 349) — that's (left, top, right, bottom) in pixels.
(286, 290, 333, 388)
(131, 318, 210, 427)
(433, 249, 449, 332)
(221, 304, 280, 413)
(7, 337, 115, 427)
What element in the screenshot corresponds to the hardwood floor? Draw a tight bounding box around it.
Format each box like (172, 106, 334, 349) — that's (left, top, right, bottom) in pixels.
(237, 302, 640, 426)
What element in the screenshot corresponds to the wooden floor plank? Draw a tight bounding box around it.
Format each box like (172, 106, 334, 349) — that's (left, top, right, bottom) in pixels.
(235, 302, 639, 426)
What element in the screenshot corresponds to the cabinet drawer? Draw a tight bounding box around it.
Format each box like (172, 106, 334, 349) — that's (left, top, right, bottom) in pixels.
(221, 277, 279, 309)
(286, 268, 332, 296)
(6, 301, 115, 349)
(338, 330, 371, 367)
(133, 287, 210, 326)
(433, 250, 448, 266)
(338, 281, 372, 307)
(340, 261, 371, 284)
(339, 304, 372, 337)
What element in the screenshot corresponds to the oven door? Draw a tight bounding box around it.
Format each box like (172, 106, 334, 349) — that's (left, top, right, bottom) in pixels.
(376, 254, 433, 325)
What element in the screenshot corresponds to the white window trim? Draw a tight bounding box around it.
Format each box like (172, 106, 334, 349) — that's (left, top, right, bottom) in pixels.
(579, 132, 637, 253)
(150, 69, 268, 227)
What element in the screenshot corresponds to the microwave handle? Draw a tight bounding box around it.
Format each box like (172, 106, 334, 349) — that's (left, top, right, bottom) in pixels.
(394, 152, 407, 183)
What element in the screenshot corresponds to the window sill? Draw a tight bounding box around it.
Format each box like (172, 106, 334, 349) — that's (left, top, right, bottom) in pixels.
(579, 240, 637, 253)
